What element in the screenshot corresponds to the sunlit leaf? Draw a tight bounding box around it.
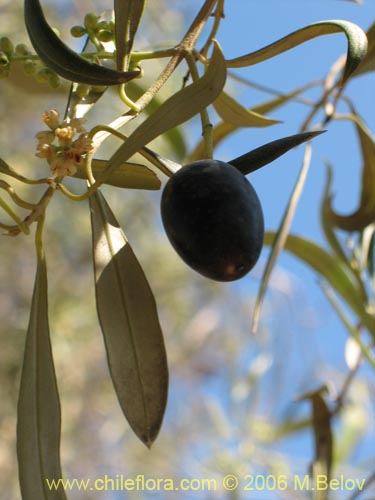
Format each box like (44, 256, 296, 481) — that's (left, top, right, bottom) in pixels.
(226, 20, 368, 85)
(189, 82, 316, 161)
(17, 253, 66, 499)
(328, 118, 375, 231)
(353, 21, 375, 76)
(322, 284, 375, 370)
(213, 91, 280, 127)
(251, 81, 316, 115)
(105, 41, 226, 174)
(252, 145, 313, 334)
(90, 190, 168, 447)
(25, 0, 140, 84)
(264, 232, 375, 337)
(73, 159, 161, 190)
(115, 0, 145, 70)
(229, 131, 324, 175)
(321, 163, 351, 262)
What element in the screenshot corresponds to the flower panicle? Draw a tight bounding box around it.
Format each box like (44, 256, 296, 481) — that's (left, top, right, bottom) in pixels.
(35, 109, 93, 178)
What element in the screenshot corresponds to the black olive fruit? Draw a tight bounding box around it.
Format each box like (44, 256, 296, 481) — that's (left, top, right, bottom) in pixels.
(161, 160, 264, 282)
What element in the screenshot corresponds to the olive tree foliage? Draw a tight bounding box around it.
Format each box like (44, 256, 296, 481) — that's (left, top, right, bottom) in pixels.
(0, 0, 374, 498)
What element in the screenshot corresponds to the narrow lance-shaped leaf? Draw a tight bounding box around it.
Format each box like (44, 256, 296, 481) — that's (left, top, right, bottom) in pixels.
(105, 41, 226, 175)
(115, 0, 145, 71)
(229, 131, 325, 175)
(320, 163, 367, 299)
(213, 91, 281, 127)
(328, 118, 375, 231)
(90, 190, 168, 447)
(73, 159, 161, 190)
(189, 82, 316, 161)
(226, 20, 368, 85)
(353, 21, 375, 76)
(298, 387, 333, 499)
(252, 145, 313, 334)
(17, 252, 66, 499)
(24, 0, 140, 85)
(264, 232, 375, 338)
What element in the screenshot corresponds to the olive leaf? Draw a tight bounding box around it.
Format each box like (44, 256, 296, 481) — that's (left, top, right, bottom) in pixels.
(229, 130, 325, 175)
(226, 20, 368, 85)
(73, 159, 161, 190)
(24, 0, 140, 85)
(252, 144, 313, 334)
(17, 253, 66, 499)
(263, 232, 375, 338)
(328, 118, 375, 231)
(105, 40, 226, 175)
(90, 190, 168, 447)
(298, 387, 333, 496)
(114, 0, 145, 71)
(213, 91, 281, 127)
(189, 82, 316, 161)
(353, 21, 375, 76)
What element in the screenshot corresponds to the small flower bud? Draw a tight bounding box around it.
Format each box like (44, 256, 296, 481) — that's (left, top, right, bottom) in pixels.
(97, 30, 113, 43)
(0, 52, 9, 67)
(23, 59, 37, 75)
(84, 12, 99, 30)
(75, 84, 91, 99)
(15, 44, 30, 56)
(36, 67, 51, 83)
(42, 109, 61, 130)
(0, 37, 13, 57)
(70, 25, 87, 38)
(48, 73, 61, 88)
(55, 126, 75, 145)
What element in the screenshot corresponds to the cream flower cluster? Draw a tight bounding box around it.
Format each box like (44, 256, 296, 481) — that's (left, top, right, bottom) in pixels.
(35, 109, 93, 178)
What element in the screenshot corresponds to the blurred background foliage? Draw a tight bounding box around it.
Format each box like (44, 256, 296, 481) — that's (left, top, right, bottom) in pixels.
(0, 1, 374, 499)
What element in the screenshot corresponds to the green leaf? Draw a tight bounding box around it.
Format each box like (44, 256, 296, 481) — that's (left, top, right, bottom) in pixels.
(229, 131, 325, 175)
(251, 81, 316, 115)
(252, 145, 313, 334)
(328, 118, 375, 231)
(264, 232, 375, 337)
(354, 21, 375, 76)
(226, 20, 368, 85)
(90, 190, 168, 447)
(105, 41, 226, 175)
(213, 91, 281, 127)
(115, 0, 145, 70)
(299, 388, 333, 495)
(189, 82, 316, 161)
(17, 254, 66, 499)
(73, 159, 161, 190)
(24, 0, 140, 84)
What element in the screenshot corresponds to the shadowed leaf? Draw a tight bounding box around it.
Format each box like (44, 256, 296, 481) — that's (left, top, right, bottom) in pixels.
(213, 91, 280, 127)
(226, 20, 368, 85)
(90, 190, 168, 447)
(298, 388, 333, 497)
(17, 254, 66, 499)
(328, 118, 375, 231)
(24, 0, 140, 84)
(105, 41, 226, 175)
(115, 0, 145, 70)
(264, 232, 375, 338)
(229, 131, 325, 175)
(73, 159, 161, 190)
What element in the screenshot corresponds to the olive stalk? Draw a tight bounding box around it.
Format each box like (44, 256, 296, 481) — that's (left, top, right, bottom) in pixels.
(185, 51, 214, 159)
